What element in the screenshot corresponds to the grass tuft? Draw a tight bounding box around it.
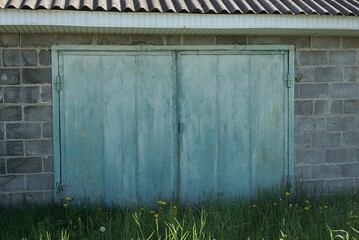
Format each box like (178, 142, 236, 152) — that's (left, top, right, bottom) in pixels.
(1, 190, 358, 240)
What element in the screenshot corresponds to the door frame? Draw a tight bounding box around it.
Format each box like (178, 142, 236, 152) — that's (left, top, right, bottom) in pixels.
(52, 45, 295, 201)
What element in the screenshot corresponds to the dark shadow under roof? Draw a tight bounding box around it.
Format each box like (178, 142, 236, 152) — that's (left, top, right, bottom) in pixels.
(1, 0, 359, 16)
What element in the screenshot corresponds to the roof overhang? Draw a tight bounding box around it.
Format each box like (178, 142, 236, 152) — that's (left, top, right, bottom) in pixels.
(0, 9, 358, 36)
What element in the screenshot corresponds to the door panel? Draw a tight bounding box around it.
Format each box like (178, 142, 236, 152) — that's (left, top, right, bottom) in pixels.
(62, 55, 105, 201)
(179, 54, 252, 201)
(61, 52, 176, 204)
(250, 54, 286, 191)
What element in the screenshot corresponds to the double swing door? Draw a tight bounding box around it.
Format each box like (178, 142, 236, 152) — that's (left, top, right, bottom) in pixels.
(54, 47, 292, 204)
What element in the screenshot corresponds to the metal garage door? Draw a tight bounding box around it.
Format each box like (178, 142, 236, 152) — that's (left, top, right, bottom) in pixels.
(52, 46, 294, 204)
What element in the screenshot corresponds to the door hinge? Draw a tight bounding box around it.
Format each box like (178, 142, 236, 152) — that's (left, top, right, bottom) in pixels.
(285, 73, 293, 88)
(55, 76, 64, 91)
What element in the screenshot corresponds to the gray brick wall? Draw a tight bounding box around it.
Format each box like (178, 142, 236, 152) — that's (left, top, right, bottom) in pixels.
(0, 33, 358, 203)
(295, 37, 359, 192)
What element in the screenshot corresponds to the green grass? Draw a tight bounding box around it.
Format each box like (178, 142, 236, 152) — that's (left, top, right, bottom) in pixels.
(0, 191, 358, 240)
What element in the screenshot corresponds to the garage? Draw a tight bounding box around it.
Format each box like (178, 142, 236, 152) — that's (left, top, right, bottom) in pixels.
(53, 46, 294, 204)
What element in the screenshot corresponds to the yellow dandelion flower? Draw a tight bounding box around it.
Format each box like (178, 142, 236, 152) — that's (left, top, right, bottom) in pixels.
(273, 202, 277, 206)
(150, 210, 155, 214)
(304, 207, 309, 211)
(285, 192, 290, 197)
(252, 204, 256, 208)
(289, 204, 293, 208)
(324, 205, 328, 209)
(154, 214, 159, 218)
(63, 203, 68, 208)
(305, 200, 310, 204)
(66, 197, 72, 201)
(173, 205, 177, 209)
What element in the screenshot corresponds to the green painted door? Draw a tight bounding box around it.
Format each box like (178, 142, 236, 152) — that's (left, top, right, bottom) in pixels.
(54, 47, 293, 204)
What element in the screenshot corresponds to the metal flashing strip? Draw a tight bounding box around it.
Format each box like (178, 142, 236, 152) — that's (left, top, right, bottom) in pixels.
(0, 9, 359, 35)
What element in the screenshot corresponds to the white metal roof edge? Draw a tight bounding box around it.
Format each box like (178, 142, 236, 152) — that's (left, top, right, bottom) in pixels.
(1, 9, 359, 35)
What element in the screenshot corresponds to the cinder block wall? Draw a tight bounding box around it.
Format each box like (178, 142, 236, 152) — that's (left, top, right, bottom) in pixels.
(0, 34, 358, 203)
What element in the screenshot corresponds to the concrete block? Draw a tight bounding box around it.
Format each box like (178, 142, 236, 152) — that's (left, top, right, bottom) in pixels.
(300, 83, 329, 98)
(41, 86, 52, 103)
(22, 68, 51, 84)
(327, 117, 355, 131)
(295, 134, 311, 148)
(21, 34, 55, 47)
(0, 158, 5, 174)
(59, 34, 94, 45)
(312, 133, 340, 147)
(295, 149, 325, 164)
(6, 123, 41, 139)
(216, 35, 247, 45)
(0, 142, 4, 156)
(3, 49, 37, 67)
(43, 156, 53, 172)
(343, 132, 359, 146)
(96, 34, 131, 45)
(341, 163, 359, 178)
(5, 141, 24, 156)
(0, 69, 20, 85)
(43, 191, 54, 203)
(247, 36, 279, 45)
(42, 122, 53, 138)
(344, 66, 359, 82)
(311, 36, 340, 49)
(344, 100, 359, 114)
(295, 84, 299, 98)
(0, 34, 20, 47)
(0, 106, 22, 121)
(329, 83, 358, 98)
(24, 105, 52, 121)
(279, 36, 310, 48)
(39, 49, 51, 66)
(25, 140, 53, 156)
(0, 193, 8, 204)
(4, 87, 40, 103)
(7, 192, 25, 202)
(183, 35, 214, 45)
(329, 50, 357, 65)
(10, 192, 45, 203)
(314, 67, 343, 82)
(0, 87, 3, 103)
(0, 175, 25, 191)
(325, 179, 355, 191)
(26, 173, 53, 191)
(295, 117, 326, 132)
(7, 157, 42, 173)
(295, 165, 311, 179)
(165, 35, 182, 45)
(295, 180, 325, 193)
(295, 100, 313, 115)
(326, 148, 356, 163)
(131, 34, 164, 45)
(295, 67, 314, 82)
(311, 164, 341, 179)
(0, 123, 3, 140)
(299, 51, 328, 66)
(342, 37, 359, 49)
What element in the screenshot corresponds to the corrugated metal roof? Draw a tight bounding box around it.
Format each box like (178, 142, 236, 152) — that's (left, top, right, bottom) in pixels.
(1, 0, 359, 16)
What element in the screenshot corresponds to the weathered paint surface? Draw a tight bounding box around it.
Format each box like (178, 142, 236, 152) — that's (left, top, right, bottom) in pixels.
(179, 52, 286, 201)
(56, 48, 291, 204)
